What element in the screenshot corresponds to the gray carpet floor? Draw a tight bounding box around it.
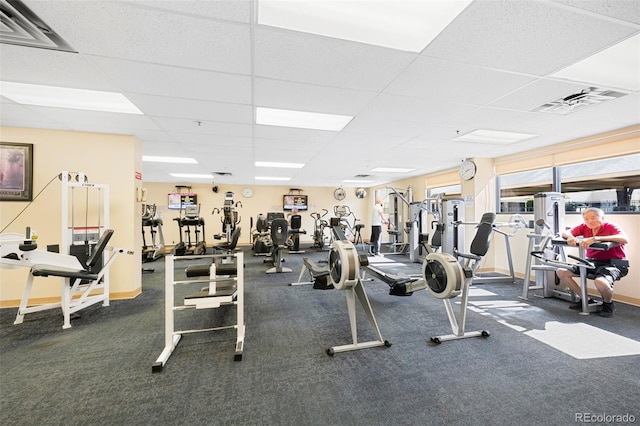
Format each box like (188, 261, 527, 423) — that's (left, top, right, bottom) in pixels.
(1, 246, 639, 425)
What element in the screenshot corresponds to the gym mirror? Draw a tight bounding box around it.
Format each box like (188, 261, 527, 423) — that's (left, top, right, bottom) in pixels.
(355, 188, 367, 199)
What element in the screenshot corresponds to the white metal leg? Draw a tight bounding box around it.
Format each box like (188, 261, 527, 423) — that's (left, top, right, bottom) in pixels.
(327, 280, 390, 355)
(153, 252, 245, 372)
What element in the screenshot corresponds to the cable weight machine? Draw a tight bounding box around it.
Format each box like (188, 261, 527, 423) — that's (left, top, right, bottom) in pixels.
(61, 171, 109, 276)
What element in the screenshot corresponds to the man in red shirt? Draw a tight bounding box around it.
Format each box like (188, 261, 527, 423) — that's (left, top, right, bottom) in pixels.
(556, 207, 629, 317)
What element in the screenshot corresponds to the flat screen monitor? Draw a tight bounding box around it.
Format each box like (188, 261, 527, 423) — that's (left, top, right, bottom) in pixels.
(283, 194, 308, 211)
(168, 193, 197, 210)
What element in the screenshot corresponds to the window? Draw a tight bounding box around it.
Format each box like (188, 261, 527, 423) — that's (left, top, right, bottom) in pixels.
(427, 184, 461, 198)
(559, 154, 640, 213)
(496, 154, 640, 214)
(497, 168, 553, 213)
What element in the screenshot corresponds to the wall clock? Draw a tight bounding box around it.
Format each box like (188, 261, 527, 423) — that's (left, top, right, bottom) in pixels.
(459, 160, 477, 181)
(334, 188, 346, 201)
(241, 187, 254, 198)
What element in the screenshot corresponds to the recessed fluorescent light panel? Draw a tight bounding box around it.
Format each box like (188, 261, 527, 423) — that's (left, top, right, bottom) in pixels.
(453, 129, 537, 145)
(551, 34, 640, 92)
(256, 107, 353, 131)
(169, 173, 213, 179)
(143, 156, 198, 164)
(371, 167, 415, 173)
(255, 161, 305, 168)
(255, 176, 291, 181)
(0, 81, 143, 114)
(258, 0, 472, 52)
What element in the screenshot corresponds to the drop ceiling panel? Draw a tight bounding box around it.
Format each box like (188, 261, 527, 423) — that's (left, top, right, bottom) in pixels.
(253, 125, 338, 144)
(127, 94, 253, 123)
(448, 107, 541, 136)
(329, 131, 408, 150)
(386, 56, 537, 104)
(126, 0, 253, 24)
(89, 57, 253, 104)
(253, 26, 417, 91)
(0, 101, 64, 126)
(26, 106, 164, 133)
(357, 93, 477, 125)
(27, 1, 252, 74)
(424, 0, 638, 76)
(254, 78, 378, 115)
(0, 44, 117, 90)
(154, 117, 253, 138)
(345, 116, 436, 139)
(551, 0, 640, 25)
(141, 140, 184, 151)
(167, 133, 253, 150)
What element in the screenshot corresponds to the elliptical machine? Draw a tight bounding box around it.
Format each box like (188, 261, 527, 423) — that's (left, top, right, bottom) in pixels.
(141, 203, 165, 262)
(212, 191, 242, 242)
(310, 209, 329, 250)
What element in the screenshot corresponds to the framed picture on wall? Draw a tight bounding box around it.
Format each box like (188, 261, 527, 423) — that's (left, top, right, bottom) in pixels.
(0, 142, 34, 201)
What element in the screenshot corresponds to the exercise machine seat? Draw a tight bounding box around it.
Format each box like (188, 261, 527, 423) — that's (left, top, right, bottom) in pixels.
(458, 212, 496, 260)
(290, 214, 303, 231)
(31, 229, 114, 279)
(212, 227, 241, 253)
(266, 218, 292, 273)
(271, 218, 288, 246)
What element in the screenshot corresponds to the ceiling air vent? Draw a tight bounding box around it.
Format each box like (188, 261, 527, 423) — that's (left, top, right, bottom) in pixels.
(354, 174, 371, 178)
(213, 171, 232, 176)
(532, 87, 626, 115)
(0, 0, 76, 52)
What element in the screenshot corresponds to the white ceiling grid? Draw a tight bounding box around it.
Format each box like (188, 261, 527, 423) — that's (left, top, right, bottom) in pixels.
(0, 0, 638, 187)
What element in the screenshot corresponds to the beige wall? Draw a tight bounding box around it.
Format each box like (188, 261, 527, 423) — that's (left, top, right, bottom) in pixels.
(0, 127, 142, 306)
(142, 182, 372, 247)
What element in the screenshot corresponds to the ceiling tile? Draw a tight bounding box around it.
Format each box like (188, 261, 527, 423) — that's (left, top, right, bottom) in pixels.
(253, 26, 417, 91)
(89, 57, 253, 104)
(28, 1, 252, 74)
(424, 0, 638, 76)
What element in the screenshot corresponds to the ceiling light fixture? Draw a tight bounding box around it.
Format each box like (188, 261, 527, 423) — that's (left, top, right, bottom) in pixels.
(256, 107, 353, 131)
(453, 129, 537, 145)
(551, 34, 640, 92)
(257, 0, 473, 52)
(255, 161, 305, 168)
(371, 167, 415, 173)
(143, 156, 198, 164)
(0, 81, 143, 114)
